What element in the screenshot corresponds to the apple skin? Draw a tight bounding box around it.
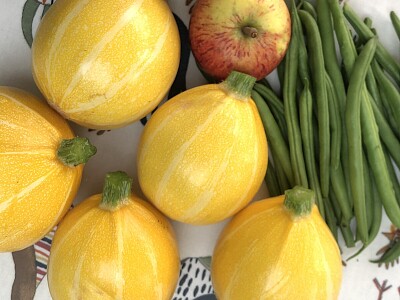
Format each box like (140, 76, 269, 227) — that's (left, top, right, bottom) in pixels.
(189, 0, 291, 81)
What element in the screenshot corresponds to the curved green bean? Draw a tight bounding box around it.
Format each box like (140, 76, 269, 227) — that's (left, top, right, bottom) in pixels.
(298, 10, 330, 198)
(251, 90, 294, 187)
(361, 87, 400, 229)
(367, 92, 400, 169)
(345, 37, 377, 243)
(283, 4, 309, 189)
(343, 3, 400, 84)
(371, 59, 400, 132)
(299, 80, 325, 218)
(390, 11, 400, 41)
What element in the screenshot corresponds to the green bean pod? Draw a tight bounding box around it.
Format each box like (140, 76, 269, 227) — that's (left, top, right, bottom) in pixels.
(299, 80, 325, 218)
(252, 90, 294, 187)
(265, 158, 281, 197)
(327, 0, 357, 75)
(301, 0, 318, 20)
(317, 0, 347, 109)
(283, 7, 309, 188)
(371, 240, 400, 265)
(367, 92, 400, 169)
(371, 59, 400, 132)
(298, 10, 330, 198)
(325, 72, 341, 170)
(361, 89, 400, 229)
(345, 37, 377, 243)
(390, 11, 400, 41)
(343, 3, 400, 84)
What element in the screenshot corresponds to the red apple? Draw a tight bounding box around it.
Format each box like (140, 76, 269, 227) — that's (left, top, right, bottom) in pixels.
(189, 0, 291, 81)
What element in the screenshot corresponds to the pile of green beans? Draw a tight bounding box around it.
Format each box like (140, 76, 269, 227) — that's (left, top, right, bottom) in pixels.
(253, 0, 400, 262)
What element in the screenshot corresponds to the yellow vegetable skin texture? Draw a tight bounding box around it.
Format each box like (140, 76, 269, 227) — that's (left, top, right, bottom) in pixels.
(0, 87, 82, 252)
(212, 188, 343, 300)
(48, 173, 180, 300)
(137, 73, 268, 225)
(32, 0, 180, 129)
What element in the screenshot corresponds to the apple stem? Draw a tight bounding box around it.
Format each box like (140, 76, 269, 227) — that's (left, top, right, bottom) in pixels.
(242, 26, 258, 38)
(220, 71, 257, 99)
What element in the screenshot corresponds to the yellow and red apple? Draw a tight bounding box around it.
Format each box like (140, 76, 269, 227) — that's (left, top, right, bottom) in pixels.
(189, 0, 291, 81)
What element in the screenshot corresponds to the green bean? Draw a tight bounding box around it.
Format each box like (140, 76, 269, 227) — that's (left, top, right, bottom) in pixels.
(329, 190, 356, 248)
(257, 78, 273, 91)
(253, 83, 285, 119)
(362, 153, 374, 232)
(345, 37, 377, 244)
(292, 4, 311, 88)
(368, 180, 383, 246)
(361, 88, 400, 229)
(277, 58, 285, 92)
(371, 59, 400, 132)
(253, 84, 288, 142)
(299, 80, 325, 218)
(270, 145, 291, 193)
(343, 3, 400, 84)
(366, 67, 385, 114)
(367, 92, 400, 169)
(330, 163, 352, 227)
(383, 145, 400, 207)
(298, 10, 330, 198)
(316, 0, 347, 109)
(340, 225, 356, 249)
(325, 72, 341, 170)
(363, 17, 373, 28)
(301, 0, 317, 20)
(252, 90, 295, 186)
(265, 158, 281, 197)
(283, 5, 309, 188)
(327, 0, 357, 75)
(371, 240, 400, 265)
(324, 198, 338, 241)
(390, 11, 400, 41)
(347, 178, 382, 260)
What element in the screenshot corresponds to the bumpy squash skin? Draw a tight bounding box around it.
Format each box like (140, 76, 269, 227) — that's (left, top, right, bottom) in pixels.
(137, 84, 268, 225)
(0, 86, 82, 252)
(212, 196, 343, 300)
(48, 194, 180, 300)
(32, 0, 180, 129)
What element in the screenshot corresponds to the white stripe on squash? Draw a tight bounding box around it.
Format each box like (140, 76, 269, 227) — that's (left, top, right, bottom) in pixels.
(64, 9, 171, 114)
(59, 0, 145, 108)
(44, 0, 92, 98)
(154, 103, 226, 207)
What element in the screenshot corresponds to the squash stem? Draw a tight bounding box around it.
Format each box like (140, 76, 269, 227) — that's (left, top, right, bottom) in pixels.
(57, 137, 97, 167)
(220, 71, 257, 100)
(100, 171, 132, 210)
(284, 186, 315, 219)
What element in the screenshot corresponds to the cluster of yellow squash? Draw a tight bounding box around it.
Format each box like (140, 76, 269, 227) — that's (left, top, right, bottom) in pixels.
(0, 0, 343, 298)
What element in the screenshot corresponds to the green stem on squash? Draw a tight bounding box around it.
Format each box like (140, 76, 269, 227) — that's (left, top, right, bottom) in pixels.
(220, 71, 257, 100)
(284, 186, 315, 219)
(57, 137, 97, 167)
(100, 171, 133, 210)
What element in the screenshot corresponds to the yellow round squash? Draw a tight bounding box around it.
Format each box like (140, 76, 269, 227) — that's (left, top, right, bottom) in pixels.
(0, 86, 96, 252)
(32, 0, 180, 129)
(211, 186, 343, 300)
(48, 171, 180, 299)
(137, 71, 268, 225)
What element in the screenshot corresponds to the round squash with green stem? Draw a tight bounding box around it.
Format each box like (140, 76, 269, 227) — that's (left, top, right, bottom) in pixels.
(212, 186, 343, 300)
(48, 171, 180, 299)
(137, 71, 268, 225)
(31, 0, 180, 130)
(0, 86, 96, 252)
